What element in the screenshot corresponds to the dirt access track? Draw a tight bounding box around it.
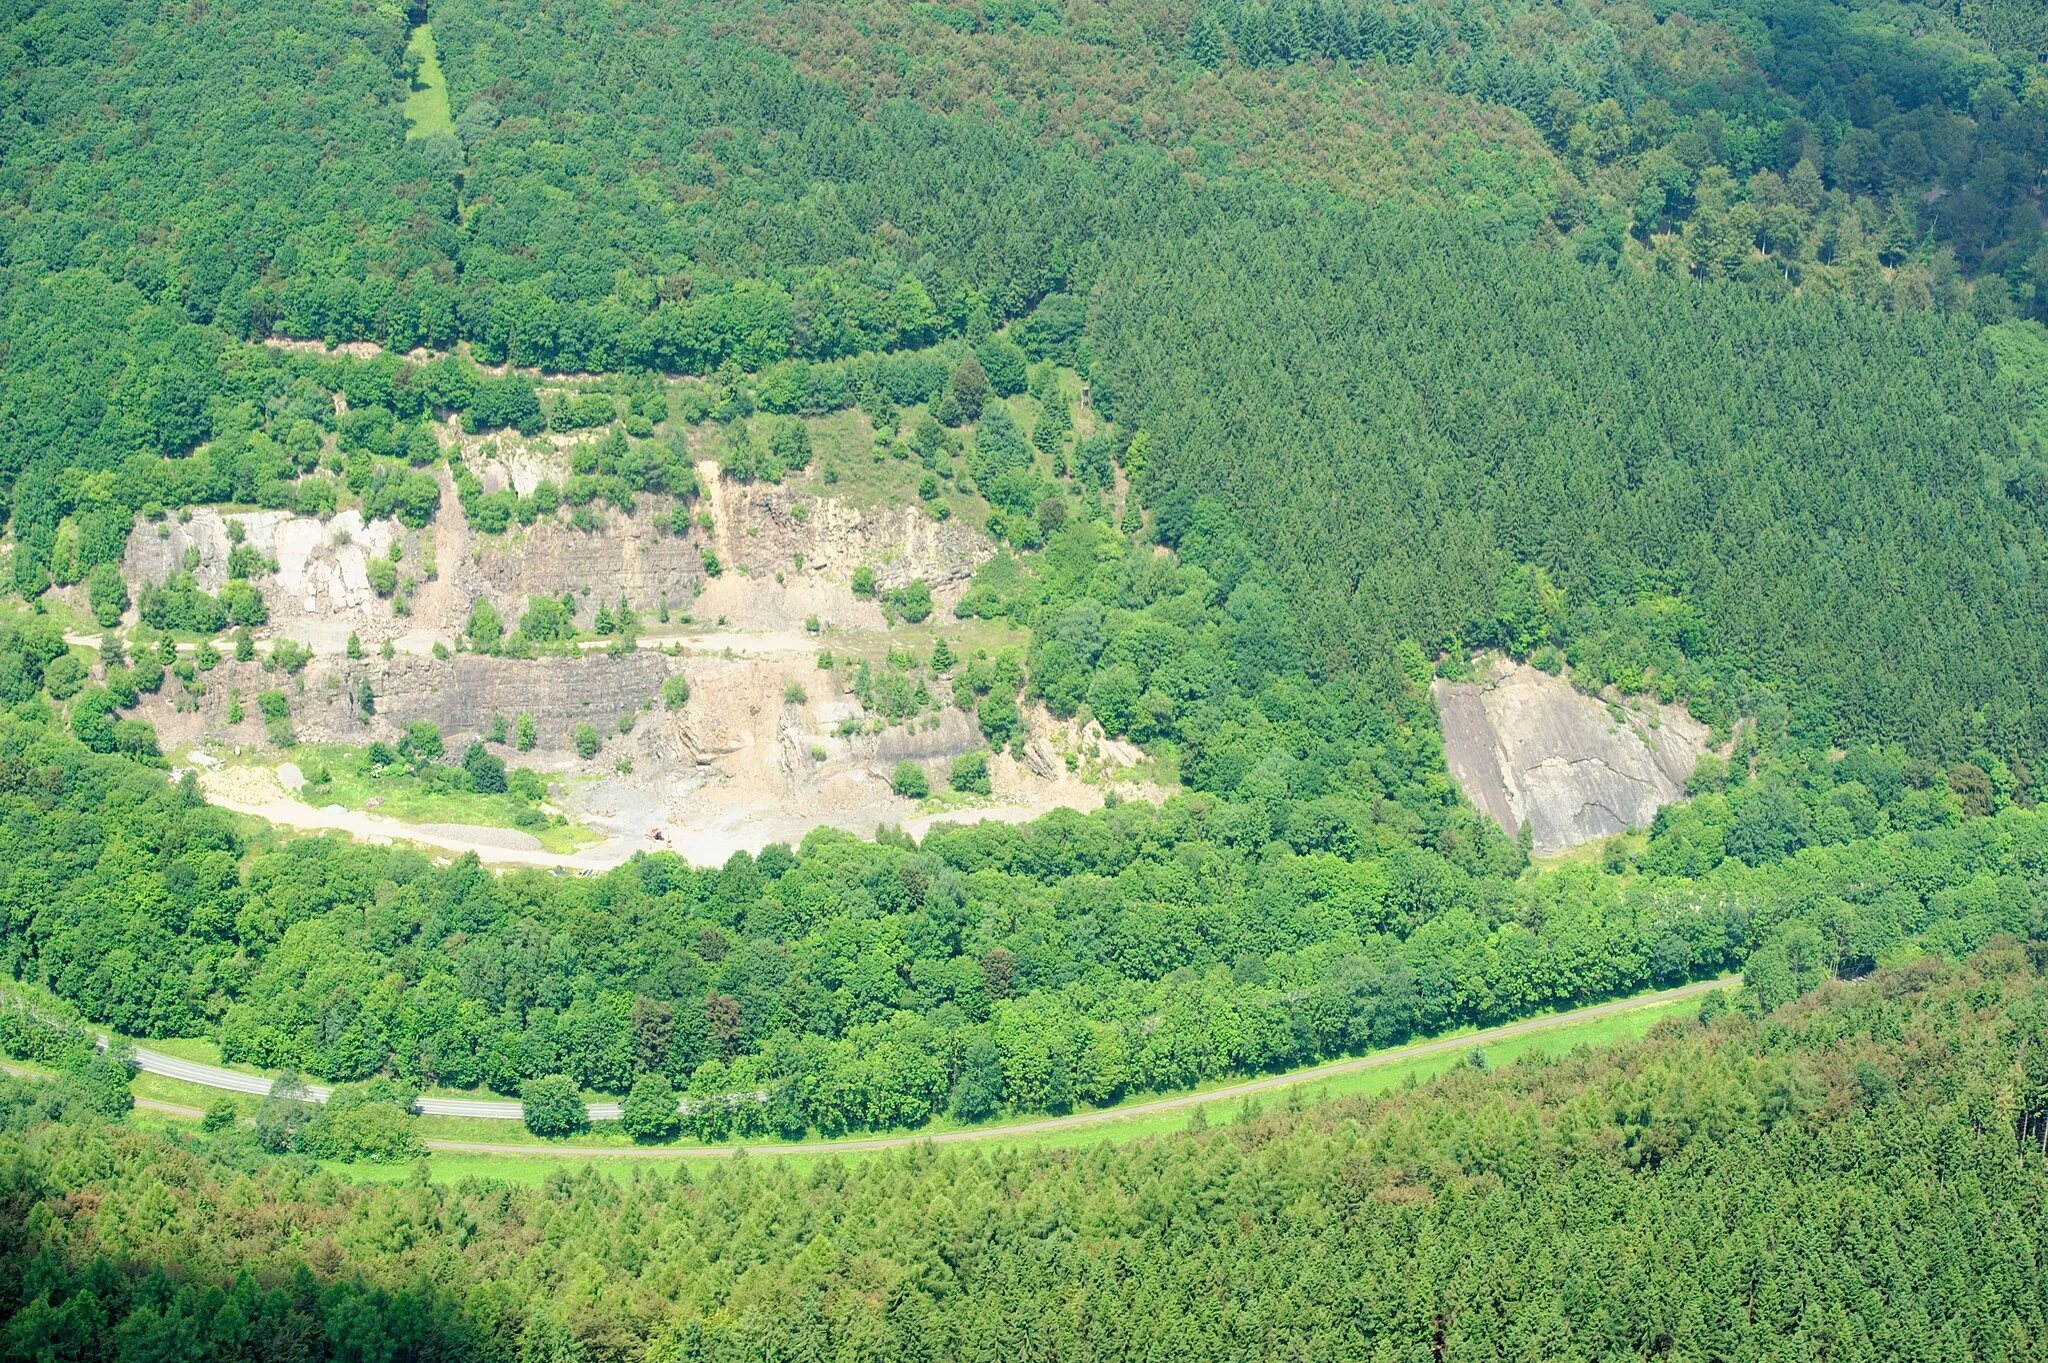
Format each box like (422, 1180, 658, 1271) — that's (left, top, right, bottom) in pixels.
(196, 772, 622, 871)
(194, 752, 1118, 873)
(116, 979, 1731, 1156)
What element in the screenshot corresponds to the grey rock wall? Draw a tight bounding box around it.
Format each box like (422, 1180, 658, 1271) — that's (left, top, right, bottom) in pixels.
(125, 508, 406, 621)
(712, 479, 988, 589)
(120, 469, 990, 645)
(336, 652, 675, 744)
(471, 503, 707, 609)
(142, 651, 678, 757)
(1433, 662, 1709, 856)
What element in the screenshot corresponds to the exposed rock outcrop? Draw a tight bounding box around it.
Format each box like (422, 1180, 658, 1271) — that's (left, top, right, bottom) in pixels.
(126, 508, 404, 621)
(704, 469, 988, 590)
(121, 461, 993, 650)
(1433, 662, 1709, 856)
(118, 459, 1145, 865)
(470, 504, 707, 608)
(136, 650, 676, 755)
(320, 651, 676, 744)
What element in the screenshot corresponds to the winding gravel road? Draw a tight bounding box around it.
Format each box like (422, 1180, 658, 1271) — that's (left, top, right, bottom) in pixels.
(118, 978, 1730, 1157)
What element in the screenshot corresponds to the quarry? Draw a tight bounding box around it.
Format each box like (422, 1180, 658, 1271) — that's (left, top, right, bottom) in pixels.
(1434, 660, 1710, 857)
(99, 401, 1707, 870)
(116, 453, 1160, 868)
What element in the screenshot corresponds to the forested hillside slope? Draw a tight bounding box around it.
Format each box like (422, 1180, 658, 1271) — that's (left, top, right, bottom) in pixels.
(5, 0, 2046, 764)
(1098, 208, 2047, 757)
(755, 0, 2048, 277)
(4, 0, 2048, 1353)
(3, 948, 2046, 1359)
(3, 622, 2045, 1134)
(0, 0, 2045, 1125)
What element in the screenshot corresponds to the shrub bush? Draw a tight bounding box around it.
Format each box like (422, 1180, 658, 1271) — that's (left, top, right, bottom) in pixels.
(521, 1075, 589, 1139)
(462, 741, 508, 793)
(891, 761, 930, 799)
(621, 1074, 680, 1143)
(87, 564, 128, 627)
(949, 751, 991, 795)
(300, 1089, 425, 1162)
(885, 578, 933, 623)
(253, 1075, 318, 1153)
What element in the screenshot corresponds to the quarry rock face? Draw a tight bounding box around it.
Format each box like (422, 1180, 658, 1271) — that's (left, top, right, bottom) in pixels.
(471, 504, 708, 609)
(332, 651, 677, 744)
(141, 650, 677, 755)
(122, 464, 991, 648)
(707, 474, 987, 590)
(126, 507, 403, 621)
(865, 708, 984, 763)
(121, 466, 1148, 863)
(1432, 662, 1710, 856)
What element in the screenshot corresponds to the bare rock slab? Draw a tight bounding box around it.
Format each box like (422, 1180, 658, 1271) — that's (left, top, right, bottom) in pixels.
(1432, 662, 1708, 856)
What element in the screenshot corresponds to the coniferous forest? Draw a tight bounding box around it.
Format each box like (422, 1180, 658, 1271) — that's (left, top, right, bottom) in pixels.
(4, 0, 2048, 1356)
(5, 948, 2048, 1359)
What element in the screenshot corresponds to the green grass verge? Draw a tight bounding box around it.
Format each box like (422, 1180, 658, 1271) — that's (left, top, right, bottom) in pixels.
(954, 985, 1712, 1155)
(0, 596, 92, 636)
(133, 1036, 233, 1068)
(790, 388, 1066, 530)
(90, 967, 1729, 1183)
(241, 744, 602, 853)
(132, 1072, 246, 1115)
(796, 410, 942, 516)
(402, 25, 453, 140)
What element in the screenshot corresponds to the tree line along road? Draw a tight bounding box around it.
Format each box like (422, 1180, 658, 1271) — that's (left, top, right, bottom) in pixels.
(113, 978, 1733, 1157)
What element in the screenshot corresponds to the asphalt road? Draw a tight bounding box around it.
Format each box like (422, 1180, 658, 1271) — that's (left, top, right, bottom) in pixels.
(125, 1046, 623, 1119)
(107, 977, 1732, 1158)
(131, 1046, 331, 1099)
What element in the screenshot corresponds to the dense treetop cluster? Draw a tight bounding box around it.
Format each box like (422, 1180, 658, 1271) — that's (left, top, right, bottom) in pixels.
(3, 616, 2045, 1141)
(0, 0, 2047, 1130)
(3, 945, 2046, 1359)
